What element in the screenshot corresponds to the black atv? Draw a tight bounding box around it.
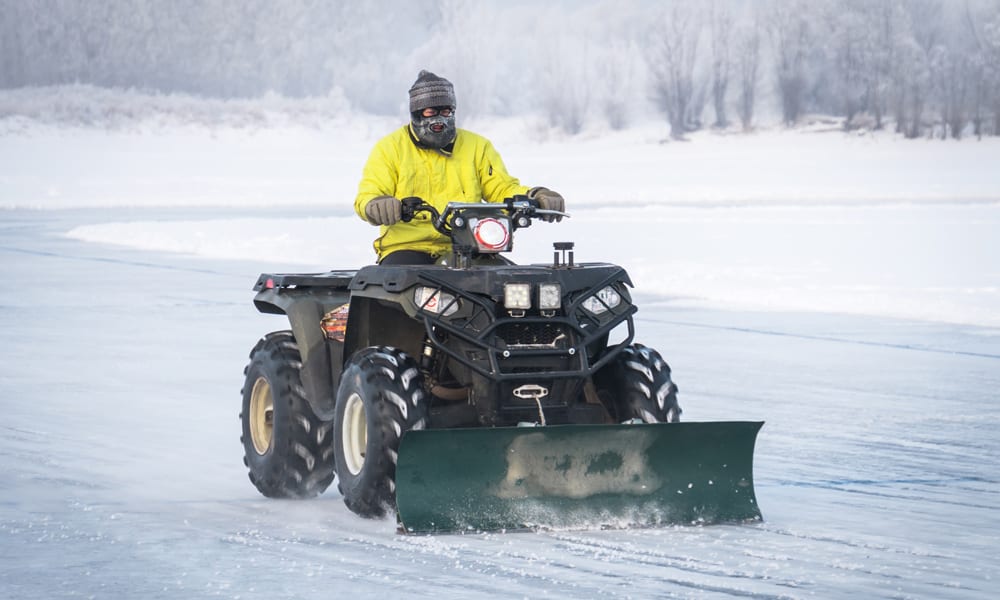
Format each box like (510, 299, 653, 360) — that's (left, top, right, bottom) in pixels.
(240, 196, 760, 533)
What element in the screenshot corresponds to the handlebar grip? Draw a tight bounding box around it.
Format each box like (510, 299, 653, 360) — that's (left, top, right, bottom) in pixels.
(506, 194, 539, 210)
(400, 196, 424, 222)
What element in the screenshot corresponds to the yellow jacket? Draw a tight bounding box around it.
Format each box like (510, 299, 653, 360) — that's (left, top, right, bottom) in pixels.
(355, 125, 529, 260)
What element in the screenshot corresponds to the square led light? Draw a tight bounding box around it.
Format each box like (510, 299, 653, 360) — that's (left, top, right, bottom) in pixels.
(538, 283, 561, 310)
(504, 283, 531, 310)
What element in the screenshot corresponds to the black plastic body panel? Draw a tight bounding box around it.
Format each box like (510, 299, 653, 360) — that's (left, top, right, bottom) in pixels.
(251, 271, 355, 420)
(252, 263, 636, 425)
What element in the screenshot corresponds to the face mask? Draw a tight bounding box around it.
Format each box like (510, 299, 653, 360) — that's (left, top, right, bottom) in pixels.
(411, 113, 456, 150)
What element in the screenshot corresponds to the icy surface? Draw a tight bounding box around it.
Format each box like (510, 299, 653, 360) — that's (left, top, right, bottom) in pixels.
(2, 119, 999, 598)
(3, 208, 999, 598)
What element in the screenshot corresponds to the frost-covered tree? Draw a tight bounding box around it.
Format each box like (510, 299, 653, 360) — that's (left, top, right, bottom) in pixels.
(581, 0, 656, 131)
(595, 41, 638, 131)
(931, 44, 969, 139)
(985, 13, 1000, 135)
(0, 0, 27, 87)
(734, 12, 762, 132)
(867, 1, 901, 130)
(828, 1, 874, 128)
(893, 0, 942, 138)
(963, 0, 1000, 137)
(708, 0, 733, 128)
(647, 3, 703, 139)
(767, 0, 813, 126)
(538, 36, 591, 135)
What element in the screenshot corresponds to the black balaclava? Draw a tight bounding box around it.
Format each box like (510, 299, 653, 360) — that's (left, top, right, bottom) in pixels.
(408, 70, 457, 150)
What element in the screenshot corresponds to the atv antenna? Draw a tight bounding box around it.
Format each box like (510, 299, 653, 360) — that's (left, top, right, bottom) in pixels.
(553, 242, 574, 268)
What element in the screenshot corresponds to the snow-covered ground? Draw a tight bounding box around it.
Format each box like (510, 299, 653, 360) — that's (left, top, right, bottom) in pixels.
(2, 112, 999, 598)
(4, 117, 999, 328)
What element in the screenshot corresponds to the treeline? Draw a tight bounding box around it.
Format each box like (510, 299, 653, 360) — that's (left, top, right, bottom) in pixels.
(2, 0, 998, 139)
(0, 1, 421, 114)
(638, 0, 1000, 139)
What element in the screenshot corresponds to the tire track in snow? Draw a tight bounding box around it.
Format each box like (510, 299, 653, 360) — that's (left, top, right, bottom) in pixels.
(220, 527, 591, 597)
(353, 529, 799, 598)
(540, 531, 804, 598)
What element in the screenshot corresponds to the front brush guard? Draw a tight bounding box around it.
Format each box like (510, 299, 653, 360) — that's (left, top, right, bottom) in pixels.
(416, 270, 636, 383)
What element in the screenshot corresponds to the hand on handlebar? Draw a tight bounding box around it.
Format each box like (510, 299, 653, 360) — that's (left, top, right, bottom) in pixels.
(527, 187, 565, 222)
(399, 196, 428, 223)
(365, 196, 403, 226)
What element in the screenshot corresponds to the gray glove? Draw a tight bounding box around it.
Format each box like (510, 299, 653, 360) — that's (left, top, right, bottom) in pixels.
(528, 187, 565, 222)
(364, 195, 402, 226)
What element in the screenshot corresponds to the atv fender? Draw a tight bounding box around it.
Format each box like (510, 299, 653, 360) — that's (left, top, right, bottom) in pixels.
(342, 296, 425, 362)
(269, 299, 334, 421)
(254, 285, 349, 421)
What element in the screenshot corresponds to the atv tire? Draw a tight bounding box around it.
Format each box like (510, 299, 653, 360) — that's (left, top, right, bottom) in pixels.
(334, 346, 428, 518)
(240, 331, 336, 498)
(600, 343, 681, 423)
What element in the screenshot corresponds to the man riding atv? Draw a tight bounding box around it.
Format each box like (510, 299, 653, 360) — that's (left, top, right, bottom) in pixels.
(355, 69, 565, 264)
(237, 71, 763, 533)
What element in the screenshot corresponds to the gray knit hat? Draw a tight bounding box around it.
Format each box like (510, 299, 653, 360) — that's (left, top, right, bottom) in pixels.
(409, 70, 456, 113)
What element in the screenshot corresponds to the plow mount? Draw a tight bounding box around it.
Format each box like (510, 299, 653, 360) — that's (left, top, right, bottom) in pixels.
(395, 421, 764, 533)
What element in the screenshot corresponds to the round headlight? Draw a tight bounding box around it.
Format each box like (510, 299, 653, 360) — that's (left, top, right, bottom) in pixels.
(473, 218, 510, 251)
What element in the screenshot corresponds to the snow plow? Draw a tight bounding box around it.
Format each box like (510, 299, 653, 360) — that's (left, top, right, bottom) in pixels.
(239, 197, 763, 533)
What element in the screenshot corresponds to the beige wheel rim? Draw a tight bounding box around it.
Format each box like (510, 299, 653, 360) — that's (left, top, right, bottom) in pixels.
(342, 392, 367, 475)
(249, 376, 274, 455)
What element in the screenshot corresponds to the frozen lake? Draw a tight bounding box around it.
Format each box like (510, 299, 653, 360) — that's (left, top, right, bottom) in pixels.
(2, 206, 998, 599)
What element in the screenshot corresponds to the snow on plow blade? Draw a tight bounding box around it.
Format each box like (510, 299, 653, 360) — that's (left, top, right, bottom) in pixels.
(395, 421, 763, 533)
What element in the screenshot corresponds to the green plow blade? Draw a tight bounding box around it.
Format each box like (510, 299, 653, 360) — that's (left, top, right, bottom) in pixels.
(395, 421, 764, 534)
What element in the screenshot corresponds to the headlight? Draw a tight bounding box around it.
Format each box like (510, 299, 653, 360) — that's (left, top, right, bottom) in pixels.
(472, 217, 510, 252)
(504, 283, 531, 309)
(538, 283, 562, 310)
(414, 287, 460, 316)
(581, 286, 621, 315)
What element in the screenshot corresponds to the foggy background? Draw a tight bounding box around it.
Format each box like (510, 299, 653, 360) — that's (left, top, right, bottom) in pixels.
(2, 0, 999, 139)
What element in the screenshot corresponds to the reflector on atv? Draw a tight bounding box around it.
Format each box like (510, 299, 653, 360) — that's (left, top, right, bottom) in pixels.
(395, 422, 763, 533)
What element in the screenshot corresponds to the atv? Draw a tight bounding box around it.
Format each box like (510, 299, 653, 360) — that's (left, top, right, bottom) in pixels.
(240, 196, 762, 532)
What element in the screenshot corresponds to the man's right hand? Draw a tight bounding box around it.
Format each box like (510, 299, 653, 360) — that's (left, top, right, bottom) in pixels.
(365, 196, 402, 225)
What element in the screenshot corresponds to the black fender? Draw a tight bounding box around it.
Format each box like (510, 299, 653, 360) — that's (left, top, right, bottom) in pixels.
(253, 285, 349, 421)
(285, 298, 337, 421)
(342, 296, 425, 364)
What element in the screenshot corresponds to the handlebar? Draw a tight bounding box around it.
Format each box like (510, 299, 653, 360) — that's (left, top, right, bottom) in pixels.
(400, 196, 433, 223)
(399, 195, 566, 238)
(394, 195, 569, 258)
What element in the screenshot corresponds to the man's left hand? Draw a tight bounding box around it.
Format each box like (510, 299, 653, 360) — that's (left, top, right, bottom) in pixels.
(528, 187, 565, 222)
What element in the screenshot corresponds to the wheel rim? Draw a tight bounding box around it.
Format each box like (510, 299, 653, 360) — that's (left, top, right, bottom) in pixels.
(249, 376, 274, 455)
(342, 392, 367, 476)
